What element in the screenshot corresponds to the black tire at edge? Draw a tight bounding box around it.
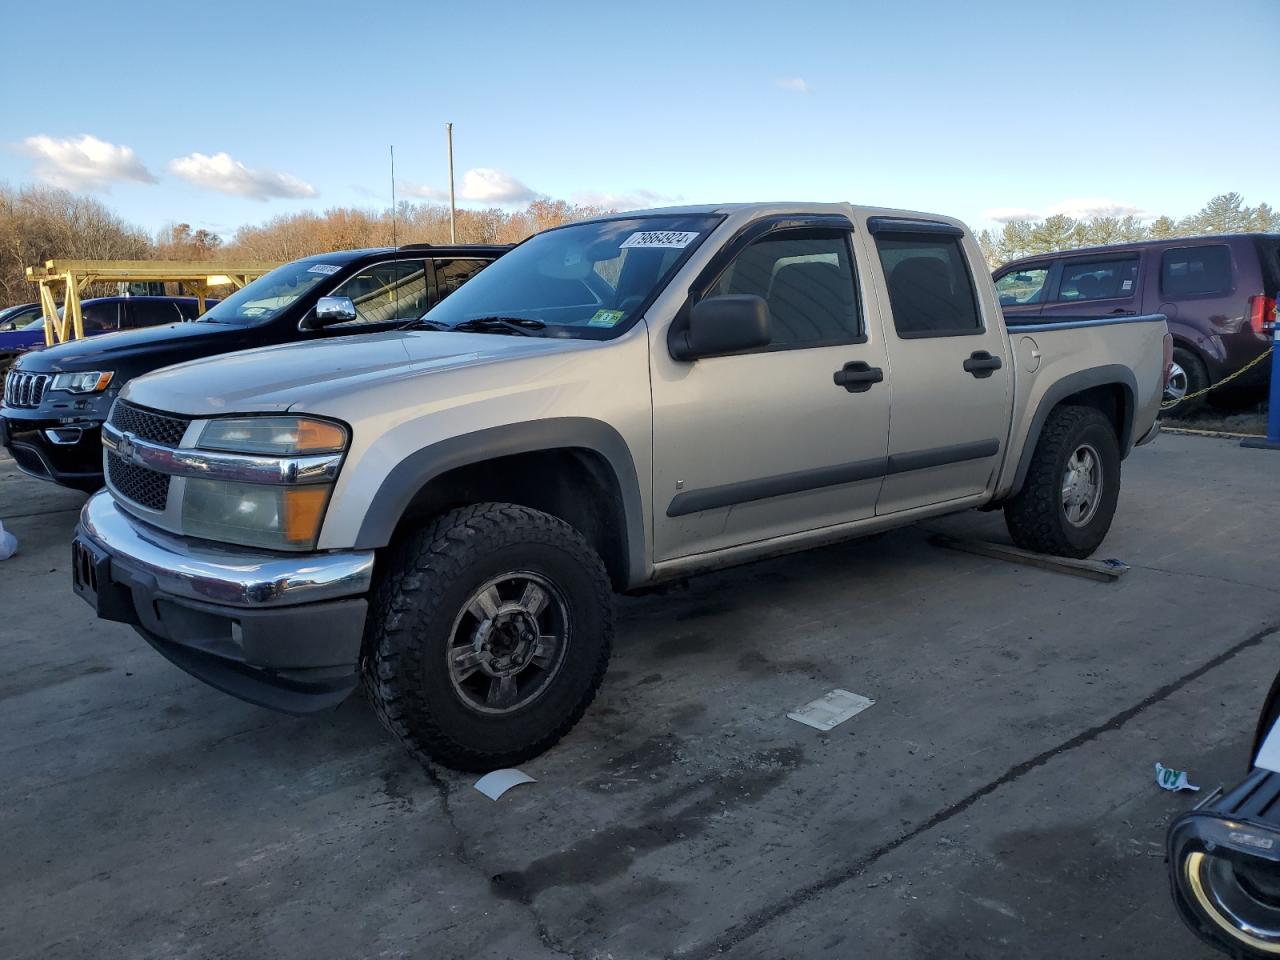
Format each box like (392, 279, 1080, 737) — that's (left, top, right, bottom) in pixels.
(362, 502, 614, 772)
(1003, 405, 1121, 559)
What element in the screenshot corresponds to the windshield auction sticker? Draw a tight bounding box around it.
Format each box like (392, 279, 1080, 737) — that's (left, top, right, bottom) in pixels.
(306, 264, 342, 275)
(620, 231, 699, 249)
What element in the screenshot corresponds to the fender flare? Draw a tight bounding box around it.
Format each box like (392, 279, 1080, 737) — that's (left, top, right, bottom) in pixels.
(352, 417, 647, 586)
(1009, 365, 1138, 496)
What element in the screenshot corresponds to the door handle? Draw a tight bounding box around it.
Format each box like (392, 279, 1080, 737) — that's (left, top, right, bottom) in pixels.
(833, 361, 883, 393)
(1110, 308, 1135, 315)
(963, 351, 1003, 378)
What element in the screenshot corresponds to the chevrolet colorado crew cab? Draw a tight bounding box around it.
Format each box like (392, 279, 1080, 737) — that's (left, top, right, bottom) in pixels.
(71, 203, 1169, 771)
(1, 245, 505, 490)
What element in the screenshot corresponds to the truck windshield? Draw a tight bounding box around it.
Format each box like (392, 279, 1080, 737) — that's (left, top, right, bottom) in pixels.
(198, 259, 338, 325)
(420, 214, 722, 338)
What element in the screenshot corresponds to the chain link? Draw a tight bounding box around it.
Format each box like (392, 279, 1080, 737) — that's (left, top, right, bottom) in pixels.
(1161, 347, 1274, 409)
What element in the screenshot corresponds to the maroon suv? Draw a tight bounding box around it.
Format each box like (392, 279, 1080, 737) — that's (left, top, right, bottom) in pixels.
(994, 234, 1279, 414)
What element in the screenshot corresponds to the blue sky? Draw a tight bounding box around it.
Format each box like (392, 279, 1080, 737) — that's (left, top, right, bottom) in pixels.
(1, 0, 1276, 239)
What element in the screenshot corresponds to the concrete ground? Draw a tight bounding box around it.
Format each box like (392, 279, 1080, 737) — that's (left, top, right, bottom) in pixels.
(2, 433, 1278, 960)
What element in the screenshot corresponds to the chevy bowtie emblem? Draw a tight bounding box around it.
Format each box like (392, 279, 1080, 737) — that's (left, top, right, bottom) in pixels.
(115, 431, 137, 462)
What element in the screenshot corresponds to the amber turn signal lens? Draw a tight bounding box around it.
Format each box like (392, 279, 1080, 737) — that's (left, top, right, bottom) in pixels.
(282, 486, 331, 544)
(295, 419, 348, 453)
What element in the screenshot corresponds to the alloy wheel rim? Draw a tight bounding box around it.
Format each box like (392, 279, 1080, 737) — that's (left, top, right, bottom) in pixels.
(447, 571, 570, 715)
(1061, 443, 1102, 528)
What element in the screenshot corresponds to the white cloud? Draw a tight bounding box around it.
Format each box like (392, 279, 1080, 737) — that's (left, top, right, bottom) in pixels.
(571, 188, 682, 211)
(398, 180, 450, 201)
(21, 134, 156, 191)
(1045, 197, 1151, 220)
(983, 198, 1153, 224)
(983, 206, 1042, 223)
(459, 168, 539, 203)
(776, 77, 811, 94)
(168, 151, 317, 201)
(399, 168, 540, 205)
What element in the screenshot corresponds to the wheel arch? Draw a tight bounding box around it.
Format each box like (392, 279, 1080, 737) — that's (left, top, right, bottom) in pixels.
(1008, 366, 1136, 497)
(352, 418, 646, 590)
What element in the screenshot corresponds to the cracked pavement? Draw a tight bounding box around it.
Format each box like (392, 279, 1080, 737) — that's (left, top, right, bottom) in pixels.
(2, 433, 1277, 959)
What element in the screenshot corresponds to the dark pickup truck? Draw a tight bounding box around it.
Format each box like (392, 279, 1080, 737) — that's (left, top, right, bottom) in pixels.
(1, 244, 507, 489)
(995, 233, 1278, 414)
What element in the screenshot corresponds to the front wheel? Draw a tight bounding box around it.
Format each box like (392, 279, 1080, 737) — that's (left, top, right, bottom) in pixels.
(363, 503, 614, 771)
(1003, 405, 1121, 559)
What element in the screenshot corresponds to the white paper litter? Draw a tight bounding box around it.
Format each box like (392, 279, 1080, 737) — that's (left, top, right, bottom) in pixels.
(0, 521, 16, 561)
(1256, 719, 1280, 773)
(474, 768, 537, 801)
(788, 689, 875, 731)
(1155, 762, 1200, 792)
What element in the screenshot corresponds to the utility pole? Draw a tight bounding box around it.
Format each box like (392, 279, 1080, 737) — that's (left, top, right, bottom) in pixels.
(446, 122, 457, 243)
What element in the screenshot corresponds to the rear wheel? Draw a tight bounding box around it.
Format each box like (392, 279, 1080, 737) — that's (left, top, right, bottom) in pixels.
(1162, 346, 1209, 418)
(363, 503, 614, 771)
(1003, 405, 1121, 558)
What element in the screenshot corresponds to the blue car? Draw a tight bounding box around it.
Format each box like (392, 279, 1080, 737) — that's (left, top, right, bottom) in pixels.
(0, 303, 46, 363)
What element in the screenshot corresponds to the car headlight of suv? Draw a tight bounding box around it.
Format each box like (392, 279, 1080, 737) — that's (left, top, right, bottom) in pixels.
(179, 416, 349, 551)
(52, 371, 113, 393)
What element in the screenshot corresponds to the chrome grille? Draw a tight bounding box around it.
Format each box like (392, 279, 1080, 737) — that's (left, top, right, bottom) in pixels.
(108, 401, 191, 446)
(107, 452, 170, 512)
(3, 371, 52, 408)
(105, 401, 189, 513)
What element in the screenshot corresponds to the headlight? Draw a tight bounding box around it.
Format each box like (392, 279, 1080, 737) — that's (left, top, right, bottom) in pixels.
(52, 371, 113, 393)
(198, 416, 347, 456)
(180, 415, 348, 551)
(1168, 769, 1280, 956)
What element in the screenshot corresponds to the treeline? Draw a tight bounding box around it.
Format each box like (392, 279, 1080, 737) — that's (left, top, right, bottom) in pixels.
(978, 193, 1276, 267)
(3, 182, 1276, 307)
(0, 183, 610, 307)
(226, 199, 611, 261)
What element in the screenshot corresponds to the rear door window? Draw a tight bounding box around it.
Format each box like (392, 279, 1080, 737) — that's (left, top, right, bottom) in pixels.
(432, 258, 490, 301)
(1053, 257, 1139, 303)
(1160, 245, 1233, 298)
(875, 235, 982, 337)
(123, 300, 181, 329)
(80, 303, 120, 332)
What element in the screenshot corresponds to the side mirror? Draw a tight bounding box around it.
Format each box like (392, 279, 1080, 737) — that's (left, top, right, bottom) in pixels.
(305, 296, 358, 329)
(669, 294, 771, 361)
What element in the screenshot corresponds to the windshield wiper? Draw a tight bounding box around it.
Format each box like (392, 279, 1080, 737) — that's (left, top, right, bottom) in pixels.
(452, 316, 546, 337)
(399, 316, 452, 331)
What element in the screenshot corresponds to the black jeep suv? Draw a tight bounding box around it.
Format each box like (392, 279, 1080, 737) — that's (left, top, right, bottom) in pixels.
(1, 244, 508, 490)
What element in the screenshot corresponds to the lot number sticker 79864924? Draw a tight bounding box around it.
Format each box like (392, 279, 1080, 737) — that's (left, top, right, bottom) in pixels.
(620, 231, 699, 249)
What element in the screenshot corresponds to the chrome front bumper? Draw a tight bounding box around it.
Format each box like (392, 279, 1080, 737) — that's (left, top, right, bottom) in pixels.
(73, 491, 374, 712)
(78, 490, 374, 608)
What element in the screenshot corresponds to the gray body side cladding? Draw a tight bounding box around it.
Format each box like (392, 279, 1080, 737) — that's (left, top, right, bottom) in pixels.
(352, 417, 647, 587)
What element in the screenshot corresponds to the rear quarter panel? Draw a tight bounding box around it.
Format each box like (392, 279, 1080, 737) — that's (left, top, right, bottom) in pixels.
(996, 316, 1167, 498)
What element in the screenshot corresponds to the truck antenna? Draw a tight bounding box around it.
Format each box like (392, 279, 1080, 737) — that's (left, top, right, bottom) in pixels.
(389, 144, 398, 249)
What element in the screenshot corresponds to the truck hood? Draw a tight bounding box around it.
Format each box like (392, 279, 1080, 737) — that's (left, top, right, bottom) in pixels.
(122, 330, 593, 415)
(11, 321, 254, 375)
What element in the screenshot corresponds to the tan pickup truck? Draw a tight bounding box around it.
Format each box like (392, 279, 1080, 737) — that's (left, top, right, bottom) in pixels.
(70, 202, 1169, 769)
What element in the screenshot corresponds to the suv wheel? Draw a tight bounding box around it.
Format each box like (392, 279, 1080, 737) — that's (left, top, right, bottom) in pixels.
(363, 503, 613, 771)
(1162, 346, 1209, 418)
(1003, 405, 1121, 559)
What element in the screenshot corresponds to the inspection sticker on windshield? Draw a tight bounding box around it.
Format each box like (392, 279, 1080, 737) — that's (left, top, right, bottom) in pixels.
(306, 264, 341, 275)
(587, 309, 625, 328)
(620, 230, 699, 250)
